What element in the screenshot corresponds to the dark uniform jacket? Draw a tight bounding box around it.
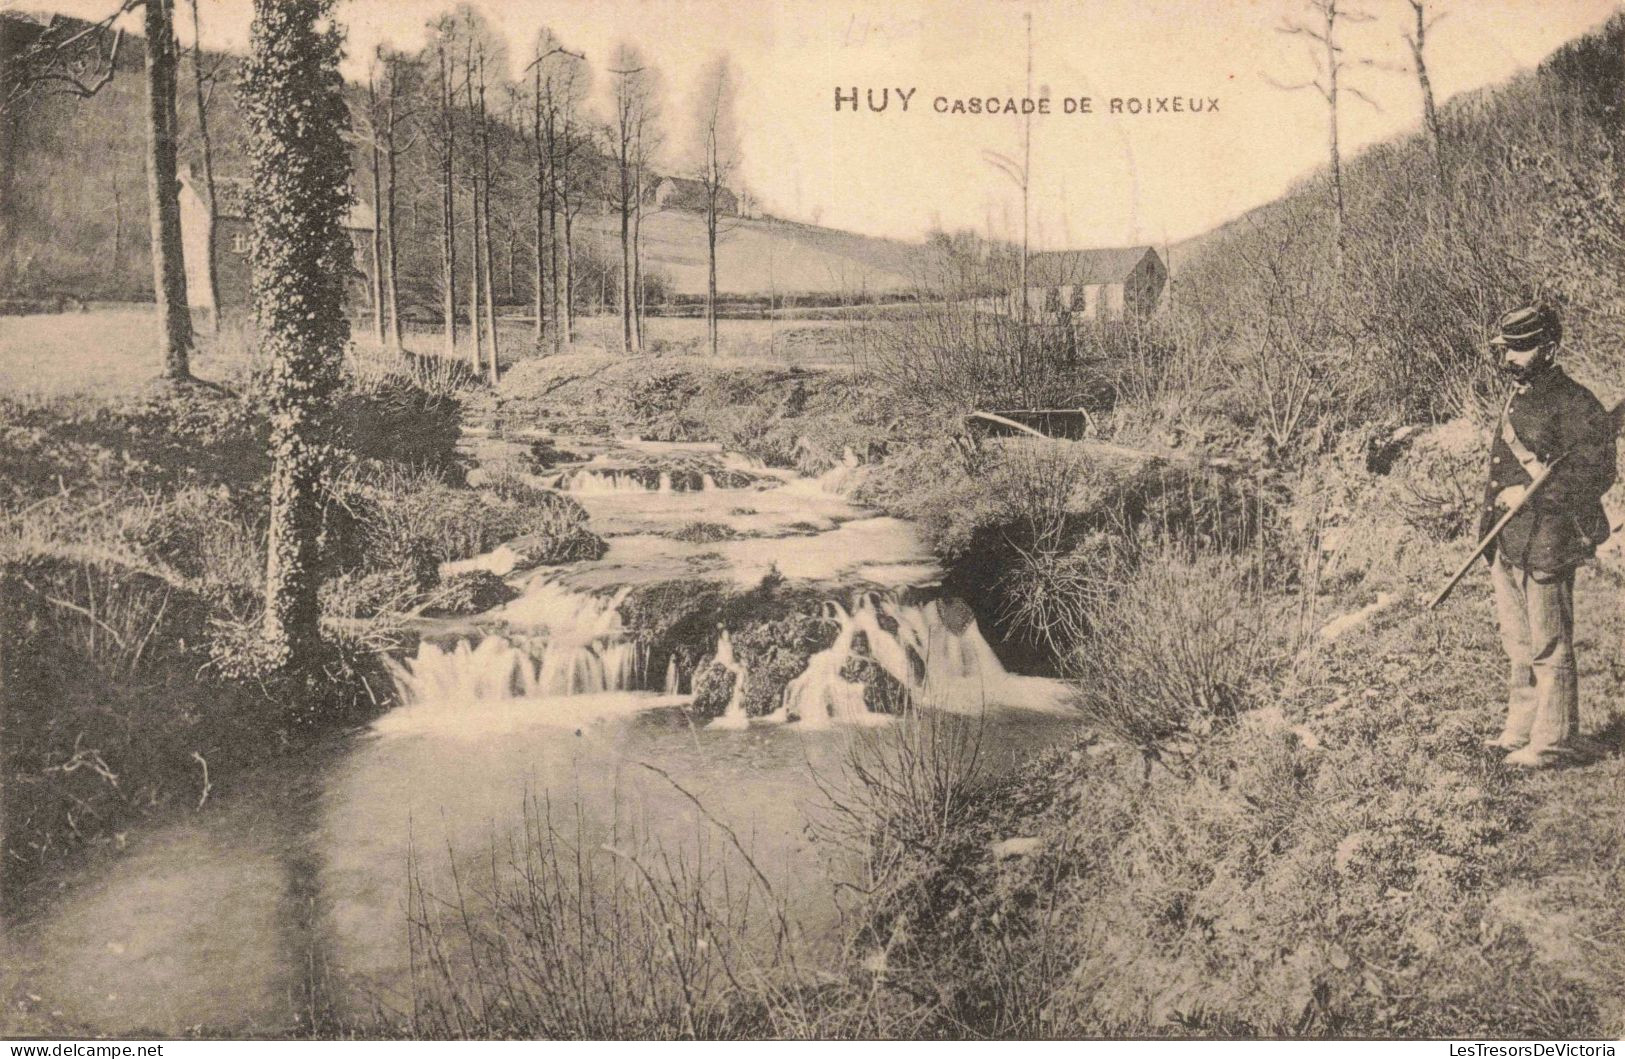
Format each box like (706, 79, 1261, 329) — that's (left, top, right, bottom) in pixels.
(1480, 367, 1617, 574)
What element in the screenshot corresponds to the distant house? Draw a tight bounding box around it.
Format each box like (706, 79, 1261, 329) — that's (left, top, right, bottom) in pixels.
(178, 173, 378, 321)
(645, 175, 738, 216)
(1000, 246, 1167, 323)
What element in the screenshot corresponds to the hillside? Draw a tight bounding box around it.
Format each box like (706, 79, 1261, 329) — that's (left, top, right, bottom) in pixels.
(577, 209, 925, 300)
(0, 11, 927, 308)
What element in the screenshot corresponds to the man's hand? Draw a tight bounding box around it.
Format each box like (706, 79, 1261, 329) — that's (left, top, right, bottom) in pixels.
(1496, 484, 1529, 509)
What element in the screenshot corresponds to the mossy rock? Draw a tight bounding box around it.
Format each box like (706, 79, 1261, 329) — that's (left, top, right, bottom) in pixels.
(424, 570, 519, 617)
(690, 659, 737, 718)
(508, 527, 608, 568)
(669, 521, 736, 544)
(839, 654, 910, 714)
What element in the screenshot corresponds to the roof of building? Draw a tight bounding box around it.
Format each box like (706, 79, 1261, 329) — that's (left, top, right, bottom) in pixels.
(1026, 246, 1157, 287)
(191, 175, 377, 231)
(654, 175, 717, 196)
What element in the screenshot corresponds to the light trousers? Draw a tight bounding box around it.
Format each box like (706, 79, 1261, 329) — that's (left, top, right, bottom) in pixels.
(1489, 553, 1579, 753)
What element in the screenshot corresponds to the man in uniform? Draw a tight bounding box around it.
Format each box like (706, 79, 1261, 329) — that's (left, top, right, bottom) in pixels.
(1480, 305, 1616, 768)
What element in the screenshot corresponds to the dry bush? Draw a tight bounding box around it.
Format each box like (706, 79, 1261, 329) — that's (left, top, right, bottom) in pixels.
(1068, 548, 1287, 768)
(993, 441, 1120, 655)
(403, 780, 801, 1039)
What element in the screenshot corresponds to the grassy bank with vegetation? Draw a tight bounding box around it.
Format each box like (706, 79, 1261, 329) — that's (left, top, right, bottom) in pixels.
(0, 338, 604, 900)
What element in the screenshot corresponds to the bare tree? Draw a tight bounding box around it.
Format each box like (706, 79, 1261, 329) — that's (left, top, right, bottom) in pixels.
(428, 28, 458, 359)
(5, 1, 199, 376)
(1268, 0, 1379, 276)
(691, 55, 741, 358)
(363, 65, 387, 343)
(525, 30, 586, 354)
(475, 40, 499, 384)
(461, 35, 484, 374)
(609, 44, 659, 354)
(1403, 0, 1447, 178)
(377, 48, 420, 349)
(142, 0, 194, 377)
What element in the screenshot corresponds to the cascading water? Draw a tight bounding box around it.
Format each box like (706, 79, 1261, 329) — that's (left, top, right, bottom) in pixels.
(561, 469, 675, 495)
(707, 629, 752, 729)
(382, 577, 686, 735)
(713, 592, 1073, 729)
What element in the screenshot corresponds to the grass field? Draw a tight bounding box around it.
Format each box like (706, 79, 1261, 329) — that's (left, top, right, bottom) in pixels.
(0, 307, 867, 400)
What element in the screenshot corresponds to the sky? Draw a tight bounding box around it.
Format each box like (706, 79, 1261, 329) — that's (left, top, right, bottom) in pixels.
(9, 0, 1621, 248)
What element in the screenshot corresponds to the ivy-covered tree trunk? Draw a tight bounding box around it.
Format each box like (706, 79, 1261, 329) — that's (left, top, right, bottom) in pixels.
(241, 0, 352, 674)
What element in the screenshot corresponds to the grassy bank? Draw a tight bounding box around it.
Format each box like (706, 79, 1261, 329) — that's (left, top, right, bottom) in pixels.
(0, 339, 602, 899)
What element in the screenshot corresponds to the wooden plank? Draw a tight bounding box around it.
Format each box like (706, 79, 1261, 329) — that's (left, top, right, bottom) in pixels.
(967, 410, 1050, 438)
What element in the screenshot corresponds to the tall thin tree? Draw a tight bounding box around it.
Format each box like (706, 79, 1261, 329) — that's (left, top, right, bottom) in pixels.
(0, 3, 192, 376)
(143, 0, 194, 377)
(185, 0, 220, 333)
(475, 43, 498, 383)
(609, 45, 656, 354)
(691, 56, 740, 358)
(1403, 0, 1446, 180)
(433, 37, 458, 359)
(1269, 0, 1379, 276)
(365, 66, 386, 343)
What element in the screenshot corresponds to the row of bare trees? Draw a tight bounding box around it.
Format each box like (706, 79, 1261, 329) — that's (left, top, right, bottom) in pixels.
(1269, 0, 1448, 277)
(4, 1, 750, 372)
(352, 11, 743, 363)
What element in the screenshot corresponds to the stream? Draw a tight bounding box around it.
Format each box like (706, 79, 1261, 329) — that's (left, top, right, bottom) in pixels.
(1, 432, 1080, 1036)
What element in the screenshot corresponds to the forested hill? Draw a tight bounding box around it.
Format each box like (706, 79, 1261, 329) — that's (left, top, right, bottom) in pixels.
(0, 11, 926, 307)
(1161, 11, 1622, 424)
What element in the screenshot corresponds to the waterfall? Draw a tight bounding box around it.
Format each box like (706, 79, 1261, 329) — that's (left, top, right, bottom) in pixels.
(707, 629, 752, 730)
(778, 604, 878, 728)
(771, 594, 1071, 726)
(561, 470, 674, 495)
(663, 655, 681, 695)
(382, 577, 689, 733)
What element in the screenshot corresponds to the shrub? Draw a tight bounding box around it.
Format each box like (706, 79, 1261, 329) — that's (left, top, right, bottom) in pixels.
(1068, 549, 1287, 766)
(333, 374, 464, 481)
(670, 520, 736, 543)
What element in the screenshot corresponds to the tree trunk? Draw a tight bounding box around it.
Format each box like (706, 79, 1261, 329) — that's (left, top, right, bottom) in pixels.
(632, 167, 644, 351)
(562, 196, 575, 344)
(532, 62, 546, 347)
(368, 78, 385, 344)
(383, 67, 401, 349)
(619, 155, 633, 353)
(243, 0, 351, 677)
(186, 0, 220, 333)
(546, 113, 562, 355)
(1409, 2, 1445, 183)
(144, 0, 193, 379)
(439, 48, 457, 359)
(1325, 1, 1345, 277)
(706, 193, 718, 357)
(469, 219, 483, 371)
(464, 49, 482, 373)
(506, 227, 516, 302)
(478, 52, 498, 385)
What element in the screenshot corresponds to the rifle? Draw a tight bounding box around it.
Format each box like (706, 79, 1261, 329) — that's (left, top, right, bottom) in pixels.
(1427, 456, 1565, 610)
